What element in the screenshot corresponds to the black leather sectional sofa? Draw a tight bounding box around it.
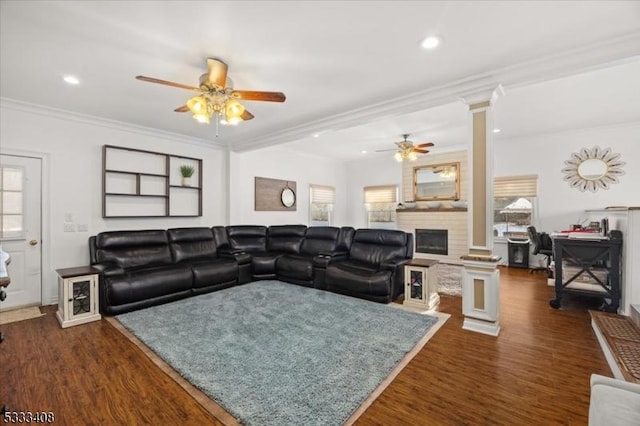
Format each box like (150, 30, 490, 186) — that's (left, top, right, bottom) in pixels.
(89, 225, 413, 315)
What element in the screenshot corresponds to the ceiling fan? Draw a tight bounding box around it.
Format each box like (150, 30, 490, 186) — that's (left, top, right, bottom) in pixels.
(376, 134, 434, 162)
(136, 57, 286, 135)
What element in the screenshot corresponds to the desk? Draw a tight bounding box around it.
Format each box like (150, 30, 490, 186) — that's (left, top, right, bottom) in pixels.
(550, 230, 622, 312)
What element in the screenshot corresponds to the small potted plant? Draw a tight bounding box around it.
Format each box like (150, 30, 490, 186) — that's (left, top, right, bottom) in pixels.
(180, 165, 195, 186)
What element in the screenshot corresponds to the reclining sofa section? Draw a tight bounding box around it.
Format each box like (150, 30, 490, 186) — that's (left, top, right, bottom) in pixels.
(90, 225, 413, 315)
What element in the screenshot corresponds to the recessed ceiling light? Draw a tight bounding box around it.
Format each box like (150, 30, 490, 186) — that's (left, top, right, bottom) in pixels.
(312, 133, 320, 138)
(421, 36, 441, 50)
(63, 75, 80, 85)
(361, 150, 367, 154)
(493, 128, 501, 133)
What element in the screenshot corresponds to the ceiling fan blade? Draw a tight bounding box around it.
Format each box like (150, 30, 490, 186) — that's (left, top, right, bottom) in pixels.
(241, 110, 255, 121)
(232, 90, 286, 102)
(207, 58, 229, 89)
(413, 149, 430, 154)
(375, 148, 398, 152)
(174, 105, 189, 113)
(416, 142, 434, 148)
(136, 75, 199, 91)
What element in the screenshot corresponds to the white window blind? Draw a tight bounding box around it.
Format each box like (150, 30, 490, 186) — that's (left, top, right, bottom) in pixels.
(364, 185, 398, 204)
(494, 175, 538, 198)
(310, 185, 335, 204)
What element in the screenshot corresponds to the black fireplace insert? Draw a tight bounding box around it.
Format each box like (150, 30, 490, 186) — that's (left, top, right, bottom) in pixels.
(415, 229, 448, 255)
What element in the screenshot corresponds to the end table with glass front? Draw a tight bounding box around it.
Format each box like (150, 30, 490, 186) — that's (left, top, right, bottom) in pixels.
(56, 266, 101, 328)
(404, 259, 439, 310)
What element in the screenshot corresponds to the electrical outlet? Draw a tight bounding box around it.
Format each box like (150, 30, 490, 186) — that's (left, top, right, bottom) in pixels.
(64, 223, 75, 232)
(77, 224, 88, 232)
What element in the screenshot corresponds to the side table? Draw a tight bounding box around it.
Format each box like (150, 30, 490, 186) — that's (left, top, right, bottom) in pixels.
(55, 266, 101, 328)
(404, 258, 439, 310)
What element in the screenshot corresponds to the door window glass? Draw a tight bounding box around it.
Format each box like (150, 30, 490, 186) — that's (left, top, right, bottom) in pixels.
(0, 167, 24, 239)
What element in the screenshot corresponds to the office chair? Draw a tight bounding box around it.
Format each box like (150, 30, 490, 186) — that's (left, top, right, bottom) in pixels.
(528, 225, 553, 277)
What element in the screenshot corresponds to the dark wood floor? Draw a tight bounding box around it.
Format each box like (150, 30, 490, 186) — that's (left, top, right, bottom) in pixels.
(0, 268, 610, 425)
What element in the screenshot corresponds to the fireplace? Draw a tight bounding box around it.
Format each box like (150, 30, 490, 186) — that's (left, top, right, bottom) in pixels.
(415, 229, 448, 255)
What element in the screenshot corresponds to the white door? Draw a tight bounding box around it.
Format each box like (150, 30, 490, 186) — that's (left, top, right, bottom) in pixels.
(0, 154, 42, 310)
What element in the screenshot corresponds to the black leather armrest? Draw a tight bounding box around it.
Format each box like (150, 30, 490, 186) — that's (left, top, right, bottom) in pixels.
(218, 249, 251, 265)
(380, 258, 411, 271)
(314, 251, 348, 268)
(92, 262, 124, 278)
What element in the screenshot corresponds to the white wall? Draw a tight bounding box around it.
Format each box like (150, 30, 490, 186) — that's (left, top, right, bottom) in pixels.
(344, 156, 403, 229)
(494, 122, 640, 232)
(493, 122, 640, 266)
(0, 101, 229, 304)
(229, 147, 348, 226)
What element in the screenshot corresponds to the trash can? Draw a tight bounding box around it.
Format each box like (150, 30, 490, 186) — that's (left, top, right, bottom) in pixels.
(508, 238, 530, 268)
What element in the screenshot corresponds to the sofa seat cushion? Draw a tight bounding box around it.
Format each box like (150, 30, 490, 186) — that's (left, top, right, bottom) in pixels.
(106, 265, 192, 306)
(277, 255, 313, 281)
(326, 261, 392, 296)
(251, 252, 286, 276)
(190, 258, 238, 288)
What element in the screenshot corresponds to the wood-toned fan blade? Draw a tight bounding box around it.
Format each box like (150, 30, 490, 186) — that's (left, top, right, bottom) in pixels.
(232, 90, 286, 102)
(413, 149, 430, 154)
(416, 142, 434, 148)
(241, 110, 255, 121)
(135, 76, 198, 91)
(174, 105, 189, 113)
(375, 148, 398, 152)
(207, 58, 229, 88)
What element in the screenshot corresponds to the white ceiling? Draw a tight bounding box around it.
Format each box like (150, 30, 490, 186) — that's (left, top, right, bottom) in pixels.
(1, 1, 639, 159)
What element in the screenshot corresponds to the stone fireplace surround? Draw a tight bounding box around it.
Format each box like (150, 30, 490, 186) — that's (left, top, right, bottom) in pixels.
(398, 150, 468, 265)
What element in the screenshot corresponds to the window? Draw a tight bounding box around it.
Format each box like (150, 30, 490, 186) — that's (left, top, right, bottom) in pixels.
(309, 184, 335, 226)
(0, 166, 24, 239)
(364, 185, 398, 229)
(493, 175, 538, 239)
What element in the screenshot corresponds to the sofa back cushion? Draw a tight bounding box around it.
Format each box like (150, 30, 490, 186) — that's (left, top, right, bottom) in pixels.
(227, 225, 268, 253)
(95, 230, 172, 270)
(268, 225, 307, 254)
(337, 227, 356, 252)
(167, 227, 217, 263)
(349, 229, 411, 266)
(300, 227, 340, 256)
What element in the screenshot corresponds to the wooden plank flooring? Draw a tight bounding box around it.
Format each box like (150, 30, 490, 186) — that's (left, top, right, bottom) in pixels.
(0, 268, 610, 425)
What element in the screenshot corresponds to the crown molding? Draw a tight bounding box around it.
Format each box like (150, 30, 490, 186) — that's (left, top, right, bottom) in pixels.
(0, 98, 228, 151)
(234, 31, 640, 153)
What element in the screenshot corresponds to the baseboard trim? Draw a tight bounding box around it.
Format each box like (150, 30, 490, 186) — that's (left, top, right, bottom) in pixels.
(462, 317, 501, 336)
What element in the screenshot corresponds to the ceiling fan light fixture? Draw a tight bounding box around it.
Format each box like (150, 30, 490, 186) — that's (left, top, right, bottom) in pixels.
(394, 152, 403, 162)
(225, 99, 245, 118)
(193, 112, 211, 124)
(187, 95, 209, 114)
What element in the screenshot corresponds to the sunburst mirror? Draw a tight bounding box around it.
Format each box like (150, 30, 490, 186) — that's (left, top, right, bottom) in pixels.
(561, 146, 625, 192)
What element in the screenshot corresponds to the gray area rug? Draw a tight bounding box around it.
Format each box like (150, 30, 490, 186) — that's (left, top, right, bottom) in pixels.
(117, 281, 439, 426)
(438, 263, 463, 296)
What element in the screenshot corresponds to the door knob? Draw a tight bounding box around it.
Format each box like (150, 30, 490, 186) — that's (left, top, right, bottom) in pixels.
(29, 239, 38, 246)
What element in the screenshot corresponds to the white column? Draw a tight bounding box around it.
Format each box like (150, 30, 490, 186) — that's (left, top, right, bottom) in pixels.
(459, 87, 503, 336)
